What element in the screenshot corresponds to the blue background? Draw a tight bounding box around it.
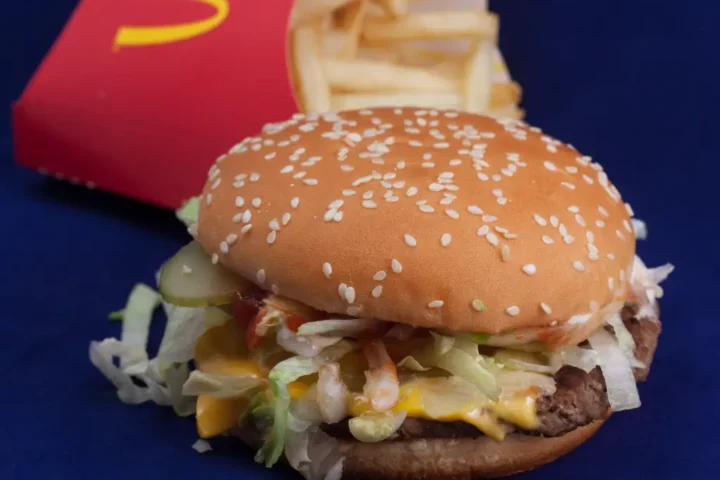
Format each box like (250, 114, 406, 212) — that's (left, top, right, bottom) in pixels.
(2, 0, 718, 478)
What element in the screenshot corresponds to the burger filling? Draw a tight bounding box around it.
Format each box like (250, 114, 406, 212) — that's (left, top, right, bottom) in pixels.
(89, 242, 671, 480)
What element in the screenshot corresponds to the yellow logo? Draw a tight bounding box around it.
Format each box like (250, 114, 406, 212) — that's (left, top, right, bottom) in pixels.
(113, 0, 230, 50)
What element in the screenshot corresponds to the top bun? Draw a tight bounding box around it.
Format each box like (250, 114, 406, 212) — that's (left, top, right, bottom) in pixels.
(196, 107, 635, 334)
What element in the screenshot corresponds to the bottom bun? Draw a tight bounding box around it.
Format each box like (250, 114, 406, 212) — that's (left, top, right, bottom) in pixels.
(234, 419, 605, 480)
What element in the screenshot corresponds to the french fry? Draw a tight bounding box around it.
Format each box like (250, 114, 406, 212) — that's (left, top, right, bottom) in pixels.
(291, 21, 332, 114)
(356, 46, 402, 63)
(291, 0, 356, 29)
(362, 11, 498, 42)
(490, 82, 522, 109)
(462, 39, 493, 113)
(372, 0, 409, 19)
(325, 58, 458, 93)
(337, 1, 369, 59)
(331, 92, 461, 111)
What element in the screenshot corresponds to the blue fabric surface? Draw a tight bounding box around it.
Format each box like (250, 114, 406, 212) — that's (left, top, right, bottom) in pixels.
(2, 1, 719, 479)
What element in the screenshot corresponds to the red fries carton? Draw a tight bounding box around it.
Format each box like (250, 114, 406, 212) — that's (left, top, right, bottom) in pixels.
(13, 0, 298, 209)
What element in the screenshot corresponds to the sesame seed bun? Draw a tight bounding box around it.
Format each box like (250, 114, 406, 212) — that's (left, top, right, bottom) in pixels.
(197, 108, 635, 334)
(233, 419, 606, 479)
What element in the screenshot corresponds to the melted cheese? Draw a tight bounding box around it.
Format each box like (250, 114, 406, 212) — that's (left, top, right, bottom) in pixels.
(348, 380, 538, 441)
(196, 395, 248, 438)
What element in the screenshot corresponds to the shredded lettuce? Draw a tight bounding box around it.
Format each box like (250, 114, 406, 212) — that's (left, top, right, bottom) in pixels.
(182, 371, 265, 398)
(254, 341, 356, 467)
(429, 331, 455, 355)
(285, 388, 344, 480)
(176, 196, 201, 227)
(414, 339, 500, 400)
(397, 356, 430, 371)
(108, 309, 125, 321)
(192, 438, 212, 453)
(587, 328, 641, 411)
(548, 346, 599, 373)
(606, 315, 646, 369)
(632, 219, 647, 240)
(296, 318, 384, 337)
(89, 283, 202, 417)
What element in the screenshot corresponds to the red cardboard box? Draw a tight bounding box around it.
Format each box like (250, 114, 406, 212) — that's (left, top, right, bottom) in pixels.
(13, 0, 298, 209)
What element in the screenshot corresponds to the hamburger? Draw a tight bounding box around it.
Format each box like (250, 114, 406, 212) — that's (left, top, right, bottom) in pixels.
(90, 107, 673, 479)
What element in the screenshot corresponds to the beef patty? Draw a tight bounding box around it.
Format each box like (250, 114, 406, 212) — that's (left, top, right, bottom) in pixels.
(323, 302, 661, 440)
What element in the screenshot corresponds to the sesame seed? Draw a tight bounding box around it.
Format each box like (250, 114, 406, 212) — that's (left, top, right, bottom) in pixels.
(232, 213, 243, 223)
(501, 244, 510, 261)
(477, 173, 489, 181)
(206, 193, 213, 205)
(345, 287, 356, 304)
(492, 174, 502, 182)
(211, 253, 218, 264)
(338, 283, 347, 298)
(419, 205, 435, 213)
(550, 216, 559, 227)
(607, 253, 616, 260)
(303, 178, 318, 185)
(559, 224, 568, 236)
(429, 183, 444, 192)
(497, 197, 508, 206)
(623, 219, 633, 233)
(477, 225, 490, 236)
(226, 233, 238, 245)
(616, 230, 626, 240)
(441, 233, 452, 247)
(568, 205, 579, 213)
(486, 232, 499, 246)
(340, 165, 354, 172)
(322, 262, 332, 278)
(542, 235, 554, 244)
(449, 159, 462, 166)
(598, 206, 609, 217)
(596, 219, 606, 228)
(252, 197, 262, 208)
(543, 161, 557, 172)
(482, 214, 497, 222)
(372, 285, 383, 298)
(271, 285, 280, 295)
(472, 299, 487, 312)
(625, 203, 634, 216)
(363, 191, 374, 199)
(421, 162, 435, 168)
(564, 235, 575, 244)
(374, 271, 387, 281)
(391, 259, 403, 273)
(256, 269, 266, 284)
(334, 211, 344, 222)
(265, 152, 276, 160)
(269, 219, 280, 231)
(323, 210, 337, 222)
(506, 306, 520, 316)
(342, 189, 356, 196)
(249, 173, 260, 182)
(573, 260, 586, 272)
(242, 210, 252, 223)
(566, 166, 578, 174)
(406, 186, 418, 196)
(582, 174, 594, 184)
(468, 205, 483, 215)
(575, 214, 586, 227)
(282, 213, 291, 225)
(241, 224, 252, 234)
(234, 196, 245, 208)
(404, 234, 417, 247)
(561, 182, 576, 190)
(427, 300, 444, 309)
(267, 231, 277, 244)
(540, 303, 552, 314)
(446, 209, 460, 219)
(533, 214, 547, 226)
(522, 264, 536, 275)
(362, 200, 377, 209)
(586, 231, 595, 243)
(220, 241, 229, 254)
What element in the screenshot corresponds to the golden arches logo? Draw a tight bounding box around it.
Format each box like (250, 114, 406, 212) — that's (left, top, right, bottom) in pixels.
(113, 0, 229, 50)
